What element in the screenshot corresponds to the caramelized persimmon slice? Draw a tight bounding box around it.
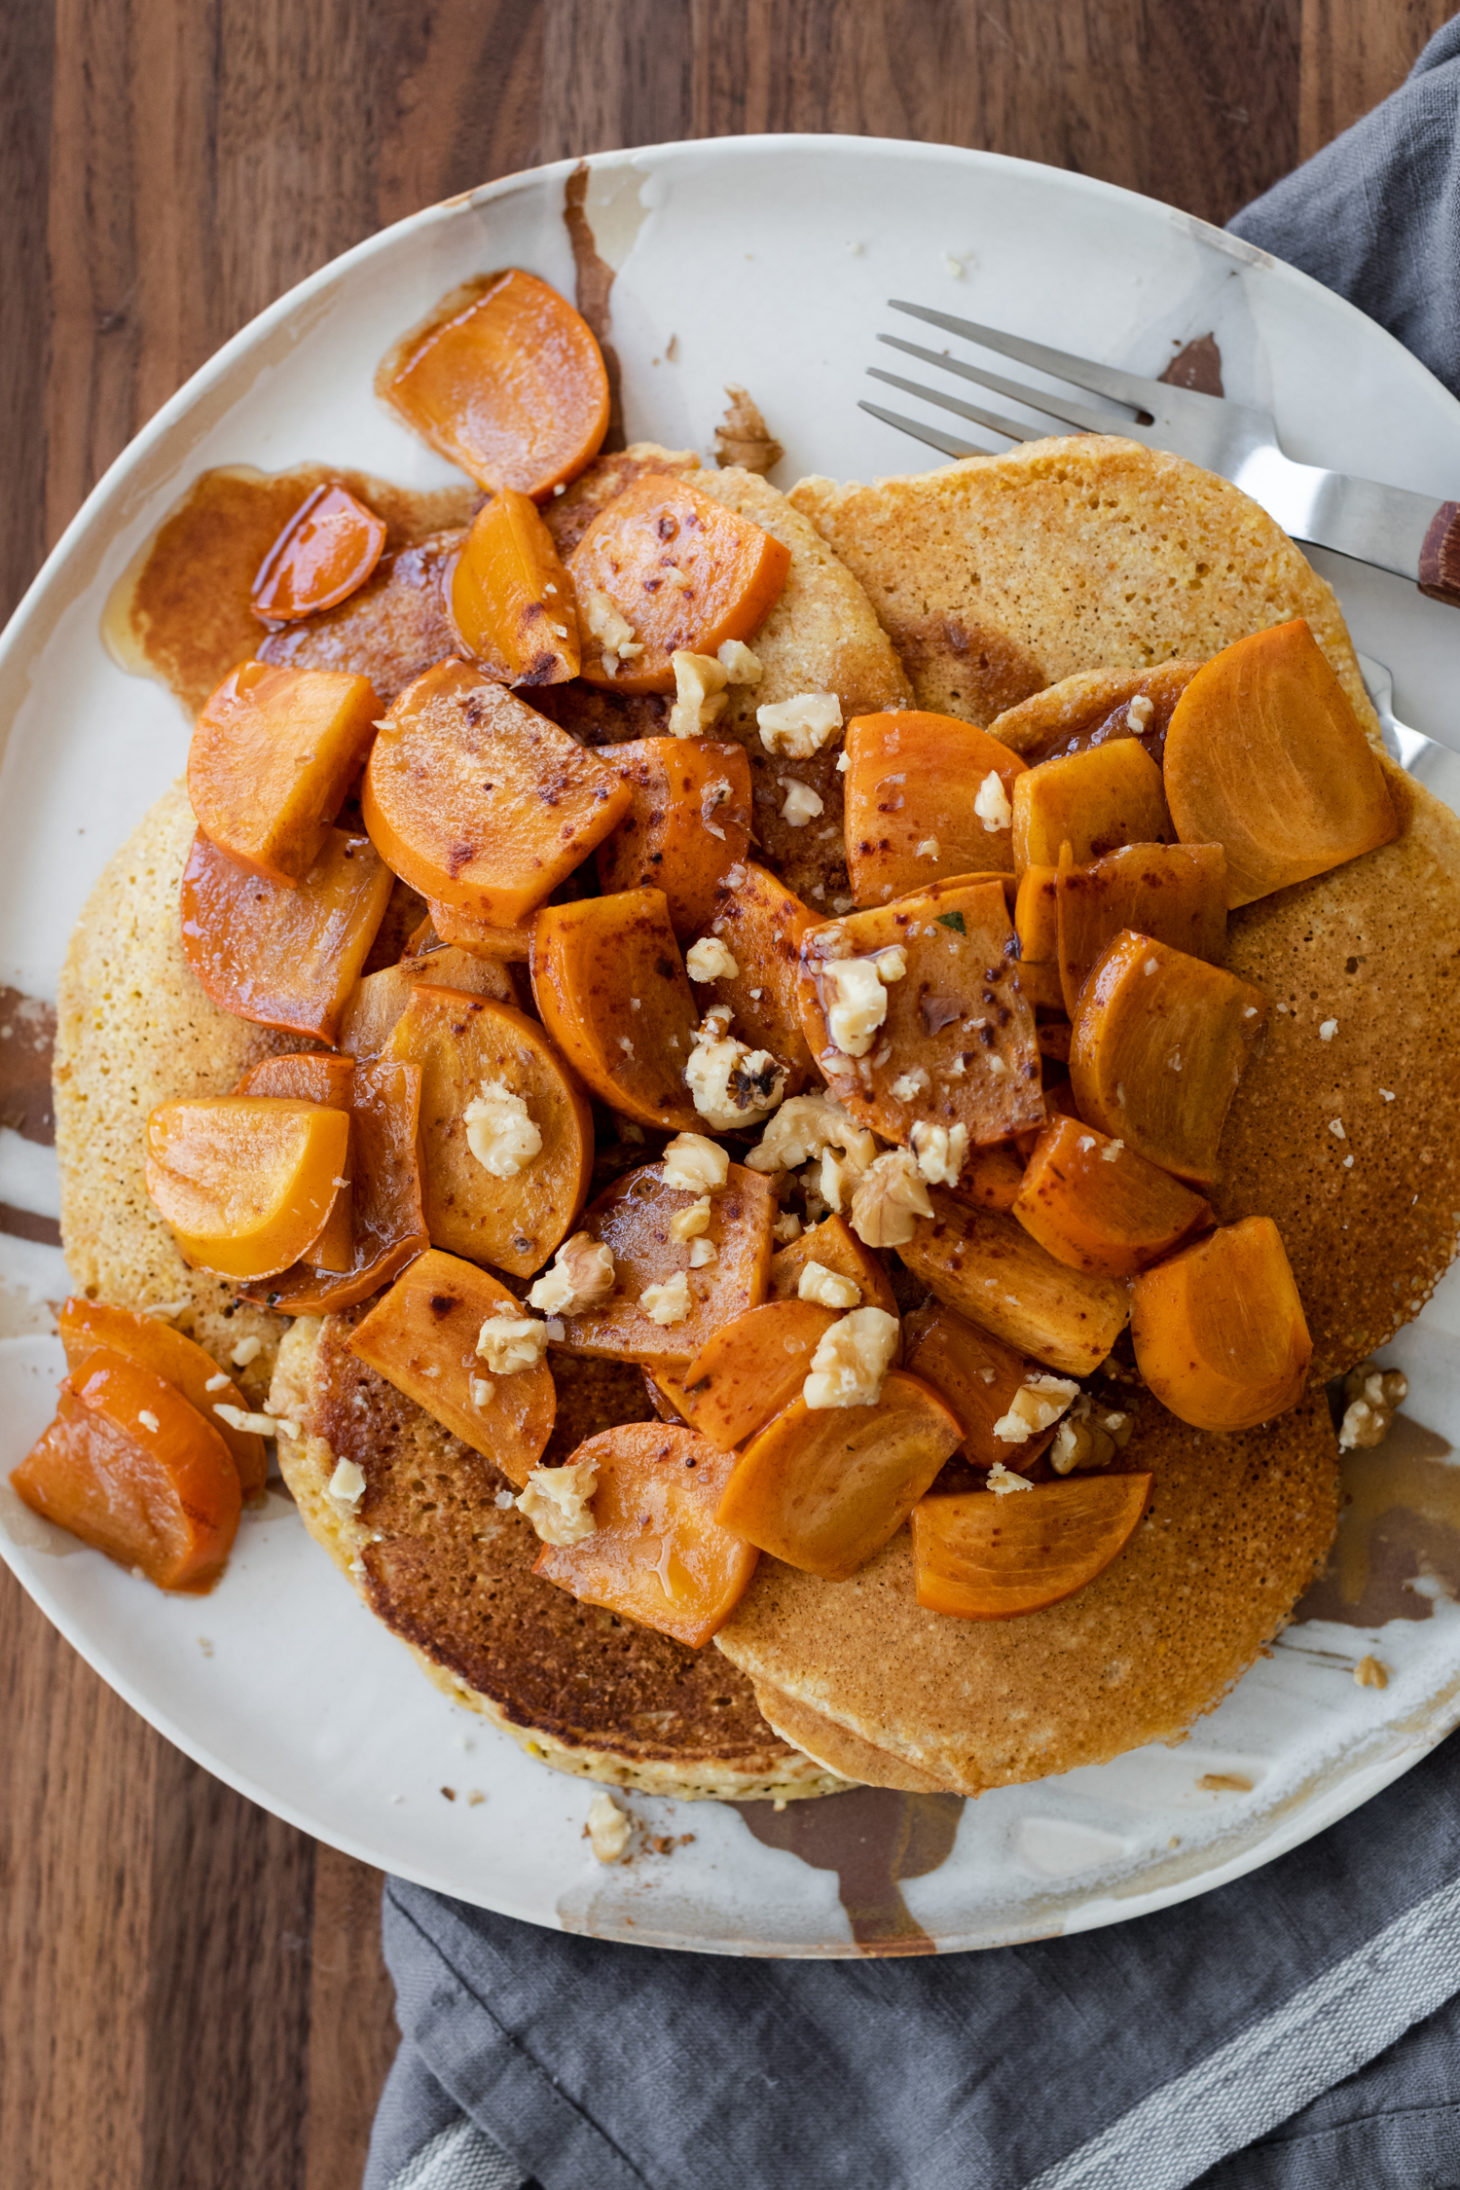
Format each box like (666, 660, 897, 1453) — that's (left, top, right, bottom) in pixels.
(1012, 739, 1172, 874)
(181, 827, 393, 1043)
(534, 1422, 758, 1649)
(187, 661, 381, 885)
(798, 877, 1044, 1153)
(898, 1189, 1129, 1376)
(424, 898, 532, 961)
(595, 739, 753, 940)
(911, 1473, 1152, 1619)
(146, 1096, 349, 1282)
(349, 1248, 555, 1485)
(1056, 842, 1228, 1016)
(903, 1302, 1056, 1470)
(336, 949, 514, 1060)
(450, 488, 580, 685)
(568, 473, 792, 693)
(843, 711, 1026, 902)
(251, 483, 387, 623)
(1012, 865, 1066, 1012)
(1068, 930, 1267, 1187)
(716, 1371, 962, 1582)
(12, 1350, 241, 1590)
(362, 660, 630, 924)
(767, 1213, 899, 1317)
(1163, 619, 1400, 907)
(531, 887, 701, 1131)
(56, 1298, 266, 1497)
(989, 662, 1200, 767)
(951, 1141, 1026, 1215)
(700, 861, 816, 1095)
(237, 1060, 429, 1315)
(682, 1298, 838, 1448)
(377, 269, 609, 499)
(1130, 1215, 1312, 1430)
(383, 984, 592, 1277)
(238, 1052, 356, 1270)
(1014, 1115, 1212, 1279)
(556, 1161, 775, 1370)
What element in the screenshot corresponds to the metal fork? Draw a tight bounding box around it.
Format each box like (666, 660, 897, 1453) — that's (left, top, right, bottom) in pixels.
(862, 300, 1460, 611)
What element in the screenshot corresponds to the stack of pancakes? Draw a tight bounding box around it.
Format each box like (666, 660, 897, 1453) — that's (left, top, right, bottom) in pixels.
(57, 435, 1460, 1800)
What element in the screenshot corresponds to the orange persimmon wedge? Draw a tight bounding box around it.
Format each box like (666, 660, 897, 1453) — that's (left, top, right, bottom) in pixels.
(383, 984, 592, 1277)
(349, 1248, 555, 1485)
(567, 473, 792, 693)
(1012, 739, 1173, 874)
(424, 898, 533, 961)
(251, 483, 387, 623)
(56, 1297, 266, 1498)
(1013, 1114, 1213, 1278)
(238, 1052, 356, 1271)
(1056, 842, 1228, 1016)
(534, 1422, 758, 1649)
(1163, 619, 1400, 907)
(698, 861, 817, 1094)
(715, 1371, 962, 1582)
(903, 1302, 1056, 1470)
(951, 1141, 1027, 1215)
(842, 710, 1027, 902)
(187, 661, 381, 885)
(1130, 1215, 1312, 1430)
(449, 488, 580, 685)
(362, 660, 631, 925)
(12, 1349, 241, 1590)
(1013, 864, 1066, 1011)
(237, 1060, 429, 1316)
(531, 887, 702, 1131)
(180, 827, 394, 1044)
(768, 1212, 899, 1317)
(1068, 930, 1267, 1187)
(682, 1298, 838, 1448)
(595, 738, 753, 940)
(377, 269, 610, 499)
(911, 1472, 1152, 1619)
(898, 1190, 1129, 1376)
(146, 1096, 350, 1282)
(336, 949, 514, 1060)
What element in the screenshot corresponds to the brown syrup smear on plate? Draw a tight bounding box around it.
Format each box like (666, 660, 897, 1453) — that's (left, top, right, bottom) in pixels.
(1159, 334, 1224, 397)
(735, 1789, 964, 1955)
(1297, 1415, 1460, 1627)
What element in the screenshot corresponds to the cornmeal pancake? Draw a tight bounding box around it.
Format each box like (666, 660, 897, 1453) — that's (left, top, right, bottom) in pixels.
(270, 1313, 840, 1800)
(717, 1393, 1340, 1795)
(753, 1684, 952, 1794)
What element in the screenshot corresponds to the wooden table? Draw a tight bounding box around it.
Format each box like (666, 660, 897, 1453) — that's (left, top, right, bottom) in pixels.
(2, 4, 1449, 2183)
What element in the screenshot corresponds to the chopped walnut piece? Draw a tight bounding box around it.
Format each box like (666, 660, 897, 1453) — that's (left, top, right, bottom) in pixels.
(669, 1194, 713, 1243)
(476, 1304, 549, 1375)
(994, 1373, 1080, 1445)
(1049, 1396, 1134, 1473)
(1354, 1655, 1389, 1690)
(685, 935, 739, 983)
(661, 1131, 730, 1193)
(667, 649, 729, 738)
(745, 1092, 875, 1175)
(974, 769, 1013, 831)
(820, 949, 906, 1057)
(717, 638, 763, 685)
(987, 1461, 1033, 1495)
(757, 691, 843, 758)
(586, 1788, 632, 1862)
(910, 1120, 968, 1187)
(684, 1005, 787, 1129)
(1338, 1361, 1407, 1451)
(527, 1233, 616, 1315)
(517, 1459, 599, 1545)
(803, 1306, 900, 1409)
(797, 1260, 862, 1310)
(780, 779, 825, 827)
(463, 1080, 542, 1178)
(849, 1149, 933, 1248)
(582, 589, 643, 670)
(642, 1271, 692, 1326)
(714, 384, 784, 473)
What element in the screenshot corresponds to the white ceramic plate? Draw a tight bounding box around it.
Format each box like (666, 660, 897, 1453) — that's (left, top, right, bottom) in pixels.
(5, 136, 1460, 1957)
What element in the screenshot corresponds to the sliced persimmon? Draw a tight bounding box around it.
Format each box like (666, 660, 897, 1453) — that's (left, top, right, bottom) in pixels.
(898, 1189, 1129, 1376)
(238, 1052, 356, 1272)
(146, 1096, 350, 1282)
(534, 1422, 758, 1648)
(767, 1213, 899, 1317)
(1014, 1115, 1213, 1278)
(12, 1350, 241, 1590)
(911, 1473, 1152, 1619)
(567, 472, 791, 693)
(1012, 739, 1172, 873)
(187, 661, 381, 886)
(1130, 1215, 1312, 1430)
(903, 1302, 1056, 1470)
(383, 983, 592, 1277)
(425, 898, 533, 961)
(237, 1059, 429, 1315)
(1056, 842, 1228, 1016)
(951, 1141, 1026, 1215)
(336, 950, 514, 1060)
(1163, 619, 1400, 907)
(251, 483, 387, 623)
(362, 660, 630, 924)
(180, 827, 394, 1044)
(531, 887, 701, 1131)
(699, 861, 816, 1094)
(682, 1299, 838, 1448)
(798, 877, 1044, 1152)
(1067, 930, 1267, 1187)
(595, 739, 753, 940)
(56, 1297, 266, 1497)
(715, 1371, 961, 1582)
(349, 1248, 555, 1485)
(377, 269, 609, 499)
(556, 1160, 775, 1370)
(842, 710, 1026, 902)
(449, 487, 580, 685)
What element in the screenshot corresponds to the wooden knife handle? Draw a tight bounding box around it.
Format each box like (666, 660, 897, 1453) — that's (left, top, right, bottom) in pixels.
(1419, 501, 1460, 605)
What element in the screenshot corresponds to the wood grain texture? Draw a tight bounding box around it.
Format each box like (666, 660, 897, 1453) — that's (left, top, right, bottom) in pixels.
(0, 5, 1441, 2185)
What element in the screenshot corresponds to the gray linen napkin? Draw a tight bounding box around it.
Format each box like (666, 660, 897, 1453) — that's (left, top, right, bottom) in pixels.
(366, 31, 1460, 2189)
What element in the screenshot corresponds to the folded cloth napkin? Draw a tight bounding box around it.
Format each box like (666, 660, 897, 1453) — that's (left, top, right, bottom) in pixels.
(366, 33, 1460, 2189)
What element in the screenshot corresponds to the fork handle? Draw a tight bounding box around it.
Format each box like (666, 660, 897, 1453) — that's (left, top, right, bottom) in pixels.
(1420, 502, 1460, 606)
